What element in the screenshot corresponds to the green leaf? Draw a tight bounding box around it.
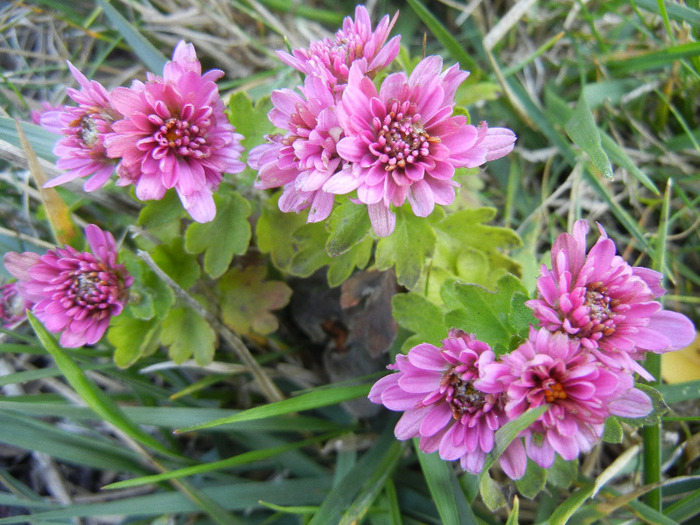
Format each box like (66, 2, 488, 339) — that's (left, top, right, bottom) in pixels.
(26, 312, 177, 457)
(443, 274, 530, 353)
(602, 417, 624, 444)
(479, 471, 507, 511)
(185, 191, 252, 278)
(227, 92, 275, 151)
(565, 93, 613, 180)
(120, 250, 175, 320)
(326, 200, 371, 257)
(617, 383, 668, 427)
(108, 314, 161, 368)
(508, 292, 537, 344)
(218, 265, 292, 335)
(376, 207, 438, 289)
(326, 236, 373, 288)
(137, 190, 184, 228)
(96, 0, 168, 73)
(515, 461, 546, 500)
(288, 222, 333, 277)
(176, 383, 371, 433)
(415, 442, 477, 525)
(160, 306, 217, 365)
(153, 237, 200, 289)
(391, 292, 448, 348)
(256, 196, 309, 270)
(423, 207, 522, 300)
(547, 455, 578, 490)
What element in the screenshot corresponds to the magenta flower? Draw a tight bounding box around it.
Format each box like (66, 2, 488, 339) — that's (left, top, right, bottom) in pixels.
(369, 329, 527, 479)
(249, 74, 342, 222)
(43, 62, 122, 192)
(105, 41, 245, 222)
(277, 4, 400, 90)
(479, 328, 652, 469)
(525, 220, 696, 380)
(3, 225, 132, 348)
(325, 56, 517, 236)
(0, 282, 32, 329)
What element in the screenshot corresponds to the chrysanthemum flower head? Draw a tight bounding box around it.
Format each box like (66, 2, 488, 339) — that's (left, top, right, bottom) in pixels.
(43, 62, 122, 192)
(0, 281, 32, 329)
(369, 329, 527, 479)
(277, 4, 400, 90)
(249, 74, 342, 222)
(325, 56, 517, 236)
(105, 41, 245, 222)
(480, 327, 652, 469)
(525, 219, 696, 379)
(3, 225, 133, 348)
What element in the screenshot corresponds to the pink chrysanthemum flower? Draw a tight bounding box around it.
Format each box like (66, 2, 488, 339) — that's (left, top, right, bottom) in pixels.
(277, 4, 400, 90)
(31, 101, 64, 134)
(479, 328, 652, 469)
(249, 74, 342, 222)
(43, 62, 122, 191)
(325, 56, 517, 236)
(105, 41, 245, 222)
(0, 282, 32, 329)
(3, 225, 133, 348)
(525, 219, 696, 380)
(369, 329, 527, 479)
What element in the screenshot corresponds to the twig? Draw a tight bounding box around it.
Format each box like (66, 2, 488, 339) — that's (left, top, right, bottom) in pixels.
(136, 249, 284, 403)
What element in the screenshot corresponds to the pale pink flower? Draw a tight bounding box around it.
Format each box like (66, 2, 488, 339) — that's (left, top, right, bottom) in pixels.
(525, 220, 696, 380)
(249, 74, 342, 222)
(3, 225, 132, 348)
(325, 56, 517, 236)
(369, 329, 527, 479)
(0, 282, 32, 329)
(31, 101, 64, 134)
(43, 62, 122, 191)
(479, 328, 652, 469)
(277, 4, 400, 90)
(105, 41, 245, 222)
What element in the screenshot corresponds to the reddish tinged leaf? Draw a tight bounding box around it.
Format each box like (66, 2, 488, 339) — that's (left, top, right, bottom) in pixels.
(218, 265, 292, 335)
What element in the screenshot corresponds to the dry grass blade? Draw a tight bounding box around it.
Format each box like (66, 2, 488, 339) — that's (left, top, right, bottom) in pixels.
(14, 118, 78, 247)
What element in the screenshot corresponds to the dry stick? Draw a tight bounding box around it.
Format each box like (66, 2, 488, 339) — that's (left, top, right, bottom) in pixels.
(136, 249, 284, 403)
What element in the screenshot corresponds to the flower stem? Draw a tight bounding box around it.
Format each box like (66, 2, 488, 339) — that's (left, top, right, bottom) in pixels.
(643, 179, 672, 511)
(642, 353, 662, 511)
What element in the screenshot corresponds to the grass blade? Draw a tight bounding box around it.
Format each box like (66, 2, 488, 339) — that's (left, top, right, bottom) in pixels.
(309, 424, 403, 525)
(95, 0, 167, 72)
(415, 441, 477, 525)
(406, 0, 481, 76)
(26, 312, 177, 458)
(176, 382, 371, 433)
(102, 431, 340, 490)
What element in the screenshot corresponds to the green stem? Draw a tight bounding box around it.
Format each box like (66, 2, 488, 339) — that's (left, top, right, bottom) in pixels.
(642, 353, 662, 511)
(643, 179, 673, 511)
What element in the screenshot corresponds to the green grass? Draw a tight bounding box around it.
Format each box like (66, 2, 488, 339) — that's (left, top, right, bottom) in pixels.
(0, 1, 698, 524)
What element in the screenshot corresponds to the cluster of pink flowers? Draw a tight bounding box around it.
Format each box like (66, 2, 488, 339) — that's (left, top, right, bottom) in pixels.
(3, 225, 132, 348)
(248, 5, 517, 237)
(39, 41, 245, 223)
(369, 220, 695, 477)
